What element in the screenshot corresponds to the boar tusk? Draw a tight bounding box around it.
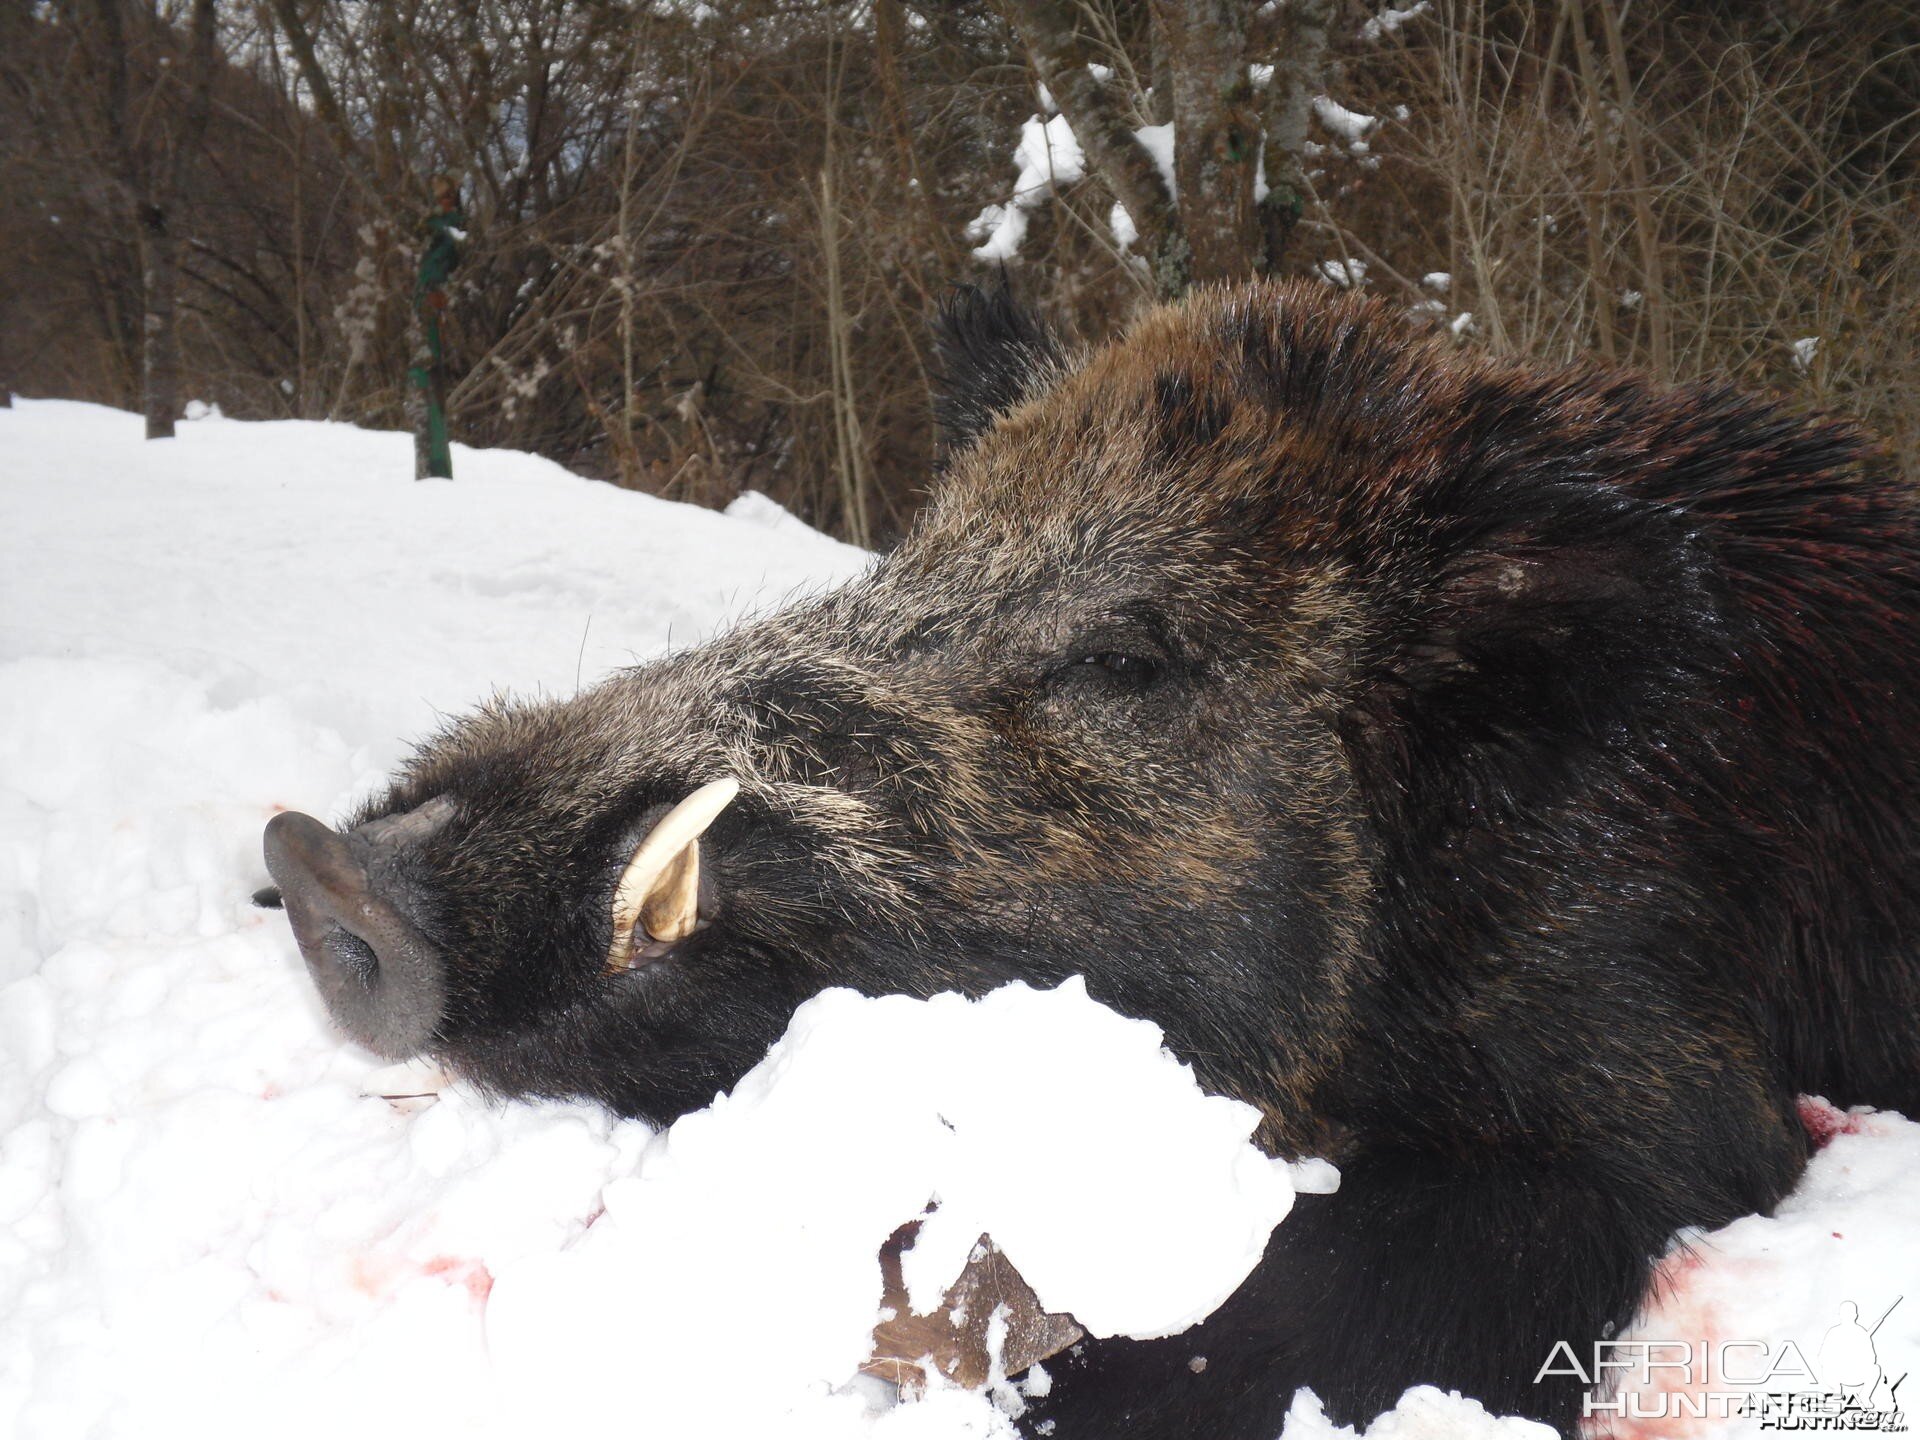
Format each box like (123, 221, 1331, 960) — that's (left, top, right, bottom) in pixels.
(610, 777, 740, 966)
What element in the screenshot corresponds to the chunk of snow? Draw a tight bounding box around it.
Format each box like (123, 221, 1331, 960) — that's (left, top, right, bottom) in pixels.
(1134, 121, 1177, 198)
(1449, 310, 1477, 338)
(971, 113, 1175, 262)
(1422, 271, 1451, 293)
(489, 978, 1315, 1432)
(1282, 1385, 1553, 1438)
(1317, 257, 1369, 289)
(968, 113, 1087, 262)
(1360, 3, 1432, 43)
(1791, 336, 1820, 372)
(726, 488, 824, 543)
(1604, 1105, 1920, 1427)
(1311, 95, 1378, 145)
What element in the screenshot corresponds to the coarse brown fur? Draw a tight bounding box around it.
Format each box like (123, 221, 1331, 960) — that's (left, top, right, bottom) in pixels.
(267, 281, 1920, 1435)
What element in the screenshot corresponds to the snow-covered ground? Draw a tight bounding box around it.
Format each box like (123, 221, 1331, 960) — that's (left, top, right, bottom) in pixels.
(2, 400, 1915, 1439)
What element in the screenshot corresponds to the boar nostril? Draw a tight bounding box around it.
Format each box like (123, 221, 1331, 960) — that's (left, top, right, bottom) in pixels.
(263, 808, 449, 1060)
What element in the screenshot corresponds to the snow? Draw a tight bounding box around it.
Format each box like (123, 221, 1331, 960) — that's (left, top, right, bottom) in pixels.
(3, 399, 1918, 1440)
(968, 114, 1086, 262)
(1312, 95, 1379, 146)
(970, 114, 1171, 264)
(1591, 1101, 1920, 1434)
(1791, 336, 1820, 373)
(489, 978, 1320, 1434)
(1282, 1387, 1552, 1439)
(1317, 257, 1370, 289)
(1361, 3, 1432, 43)
(1135, 120, 1177, 198)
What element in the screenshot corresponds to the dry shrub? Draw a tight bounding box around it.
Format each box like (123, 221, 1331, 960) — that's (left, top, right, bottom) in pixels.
(1313, 0, 1919, 480)
(4, 1, 1914, 528)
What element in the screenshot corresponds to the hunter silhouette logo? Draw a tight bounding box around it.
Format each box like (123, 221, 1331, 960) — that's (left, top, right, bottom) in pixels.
(1536, 1297, 1909, 1428)
(1817, 1302, 1907, 1419)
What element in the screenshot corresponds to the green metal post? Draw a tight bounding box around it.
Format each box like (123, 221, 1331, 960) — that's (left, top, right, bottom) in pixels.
(411, 177, 464, 480)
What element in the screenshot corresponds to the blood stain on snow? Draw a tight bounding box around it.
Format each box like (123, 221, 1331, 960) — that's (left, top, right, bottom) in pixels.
(351, 1253, 495, 1304)
(1581, 1247, 1738, 1440)
(422, 1256, 496, 1303)
(1797, 1095, 1867, 1150)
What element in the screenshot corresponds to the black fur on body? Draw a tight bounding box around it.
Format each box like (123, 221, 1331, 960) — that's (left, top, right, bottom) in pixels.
(268, 282, 1920, 1435)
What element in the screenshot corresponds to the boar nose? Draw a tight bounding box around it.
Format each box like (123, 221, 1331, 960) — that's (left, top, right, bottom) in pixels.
(262, 796, 454, 1060)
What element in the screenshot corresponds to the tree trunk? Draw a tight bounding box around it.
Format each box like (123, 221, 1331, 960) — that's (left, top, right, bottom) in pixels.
(997, 0, 1184, 294)
(90, 0, 215, 441)
(1001, 0, 1331, 297)
(1257, 0, 1334, 272)
(1152, 0, 1257, 288)
(137, 204, 179, 439)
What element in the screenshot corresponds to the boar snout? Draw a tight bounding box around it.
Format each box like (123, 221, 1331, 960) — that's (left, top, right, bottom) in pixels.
(263, 797, 454, 1059)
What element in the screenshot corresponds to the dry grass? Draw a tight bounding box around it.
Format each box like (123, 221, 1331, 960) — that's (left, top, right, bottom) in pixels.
(1312, 0, 1919, 480)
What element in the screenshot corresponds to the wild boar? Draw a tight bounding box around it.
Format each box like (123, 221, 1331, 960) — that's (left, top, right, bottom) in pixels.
(263, 282, 1920, 1436)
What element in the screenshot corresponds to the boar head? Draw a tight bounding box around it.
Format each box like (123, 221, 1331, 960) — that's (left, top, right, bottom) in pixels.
(266, 283, 1706, 1146)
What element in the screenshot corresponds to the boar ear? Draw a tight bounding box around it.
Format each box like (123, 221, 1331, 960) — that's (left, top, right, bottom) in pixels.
(932, 282, 1065, 456)
(1345, 480, 1722, 819)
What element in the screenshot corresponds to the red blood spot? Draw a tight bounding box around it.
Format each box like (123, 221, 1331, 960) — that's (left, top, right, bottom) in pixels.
(422, 1255, 495, 1303)
(348, 1255, 391, 1297)
(1832, 1232, 1844, 1240)
(351, 1253, 494, 1304)
(1650, 1246, 1708, 1291)
(1797, 1095, 1866, 1149)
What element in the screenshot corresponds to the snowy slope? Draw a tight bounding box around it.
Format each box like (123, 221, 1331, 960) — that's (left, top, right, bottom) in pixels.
(1, 401, 1915, 1439)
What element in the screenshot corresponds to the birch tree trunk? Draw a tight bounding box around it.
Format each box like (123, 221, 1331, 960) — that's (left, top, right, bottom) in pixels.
(1151, 0, 1258, 287)
(90, 0, 216, 440)
(137, 207, 180, 438)
(996, 0, 1183, 292)
(1256, 0, 1334, 272)
(997, 0, 1333, 298)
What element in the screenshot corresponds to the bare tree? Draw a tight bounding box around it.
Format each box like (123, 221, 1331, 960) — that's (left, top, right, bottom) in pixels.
(86, 0, 219, 439)
(996, 0, 1333, 297)
(6, 0, 1914, 529)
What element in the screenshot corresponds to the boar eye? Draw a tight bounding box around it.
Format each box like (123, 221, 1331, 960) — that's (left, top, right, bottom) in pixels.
(1079, 651, 1160, 682)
